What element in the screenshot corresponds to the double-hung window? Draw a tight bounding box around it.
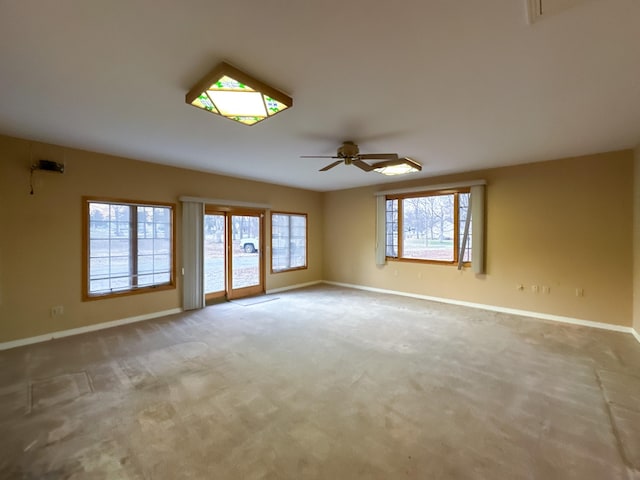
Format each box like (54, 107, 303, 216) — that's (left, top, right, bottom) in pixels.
(385, 189, 471, 264)
(83, 198, 175, 299)
(271, 212, 307, 272)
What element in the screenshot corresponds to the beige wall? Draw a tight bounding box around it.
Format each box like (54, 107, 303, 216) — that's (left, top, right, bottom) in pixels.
(1, 133, 635, 344)
(323, 150, 634, 327)
(0, 135, 323, 343)
(634, 144, 640, 333)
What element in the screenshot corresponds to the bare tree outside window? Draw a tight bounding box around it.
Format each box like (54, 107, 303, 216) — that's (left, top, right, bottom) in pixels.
(385, 189, 471, 265)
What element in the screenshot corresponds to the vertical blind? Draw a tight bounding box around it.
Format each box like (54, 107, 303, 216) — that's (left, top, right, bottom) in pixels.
(181, 201, 205, 310)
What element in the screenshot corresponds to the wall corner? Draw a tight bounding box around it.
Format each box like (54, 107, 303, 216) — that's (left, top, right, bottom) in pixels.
(633, 145, 640, 334)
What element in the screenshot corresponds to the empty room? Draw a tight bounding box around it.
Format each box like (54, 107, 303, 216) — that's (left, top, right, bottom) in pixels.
(1, 1, 639, 479)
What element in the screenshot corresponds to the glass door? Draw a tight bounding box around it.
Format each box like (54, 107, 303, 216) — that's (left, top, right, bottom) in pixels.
(204, 209, 264, 301)
(204, 212, 226, 301)
(229, 213, 263, 299)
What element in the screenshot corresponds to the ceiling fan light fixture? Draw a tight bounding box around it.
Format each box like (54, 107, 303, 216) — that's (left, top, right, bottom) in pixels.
(186, 62, 292, 126)
(373, 157, 422, 176)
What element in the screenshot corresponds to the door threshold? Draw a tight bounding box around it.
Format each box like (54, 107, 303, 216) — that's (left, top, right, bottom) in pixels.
(230, 294, 279, 307)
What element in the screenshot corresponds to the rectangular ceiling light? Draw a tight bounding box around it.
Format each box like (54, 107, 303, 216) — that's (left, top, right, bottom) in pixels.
(186, 62, 292, 126)
(373, 157, 422, 176)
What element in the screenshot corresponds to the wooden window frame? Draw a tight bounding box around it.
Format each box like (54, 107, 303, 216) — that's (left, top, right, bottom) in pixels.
(386, 188, 471, 266)
(270, 211, 308, 274)
(203, 206, 266, 300)
(82, 196, 176, 301)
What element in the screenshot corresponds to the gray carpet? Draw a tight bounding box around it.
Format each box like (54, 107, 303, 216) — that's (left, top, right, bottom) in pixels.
(1, 285, 639, 479)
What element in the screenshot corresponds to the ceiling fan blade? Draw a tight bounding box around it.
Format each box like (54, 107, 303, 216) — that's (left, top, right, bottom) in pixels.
(300, 155, 339, 159)
(353, 159, 373, 172)
(320, 160, 343, 171)
(359, 153, 399, 161)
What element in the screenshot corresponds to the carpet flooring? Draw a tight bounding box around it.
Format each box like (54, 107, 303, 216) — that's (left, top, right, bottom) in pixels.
(1, 285, 639, 479)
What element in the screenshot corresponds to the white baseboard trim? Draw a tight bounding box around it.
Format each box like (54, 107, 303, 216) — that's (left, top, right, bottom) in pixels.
(323, 281, 635, 335)
(0, 308, 183, 351)
(4, 284, 638, 350)
(266, 280, 323, 295)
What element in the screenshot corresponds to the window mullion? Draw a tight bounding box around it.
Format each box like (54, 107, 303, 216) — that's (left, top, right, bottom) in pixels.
(398, 199, 404, 258)
(285, 216, 291, 268)
(288, 216, 292, 269)
(453, 193, 459, 264)
(131, 206, 138, 287)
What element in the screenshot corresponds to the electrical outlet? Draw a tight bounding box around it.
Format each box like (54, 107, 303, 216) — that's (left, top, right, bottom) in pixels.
(50, 305, 64, 317)
(542, 286, 550, 294)
(393, 269, 398, 277)
(576, 288, 584, 297)
(516, 284, 524, 291)
(417, 272, 422, 280)
(532, 285, 539, 293)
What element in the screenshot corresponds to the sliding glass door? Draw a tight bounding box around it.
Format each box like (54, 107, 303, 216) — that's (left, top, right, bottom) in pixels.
(204, 209, 264, 301)
(229, 213, 262, 298)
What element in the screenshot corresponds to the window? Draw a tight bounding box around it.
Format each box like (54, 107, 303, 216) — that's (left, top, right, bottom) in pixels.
(83, 198, 175, 299)
(385, 189, 471, 264)
(271, 212, 307, 273)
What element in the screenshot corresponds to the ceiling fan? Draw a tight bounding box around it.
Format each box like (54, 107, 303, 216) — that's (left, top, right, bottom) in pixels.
(300, 141, 421, 174)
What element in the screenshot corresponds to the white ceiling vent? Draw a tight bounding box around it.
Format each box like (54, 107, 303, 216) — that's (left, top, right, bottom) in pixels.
(526, 0, 591, 23)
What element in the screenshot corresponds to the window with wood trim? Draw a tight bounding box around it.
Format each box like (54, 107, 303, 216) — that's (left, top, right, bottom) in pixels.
(83, 198, 175, 299)
(385, 189, 471, 264)
(271, 212, 307, 273)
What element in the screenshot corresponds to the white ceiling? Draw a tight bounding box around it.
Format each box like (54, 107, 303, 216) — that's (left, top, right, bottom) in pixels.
(1, 0, 639, 192)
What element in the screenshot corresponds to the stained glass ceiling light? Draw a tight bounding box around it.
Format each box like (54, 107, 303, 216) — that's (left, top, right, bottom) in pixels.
(373, 157, 422, 176)
(186, 62, 293, 126)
